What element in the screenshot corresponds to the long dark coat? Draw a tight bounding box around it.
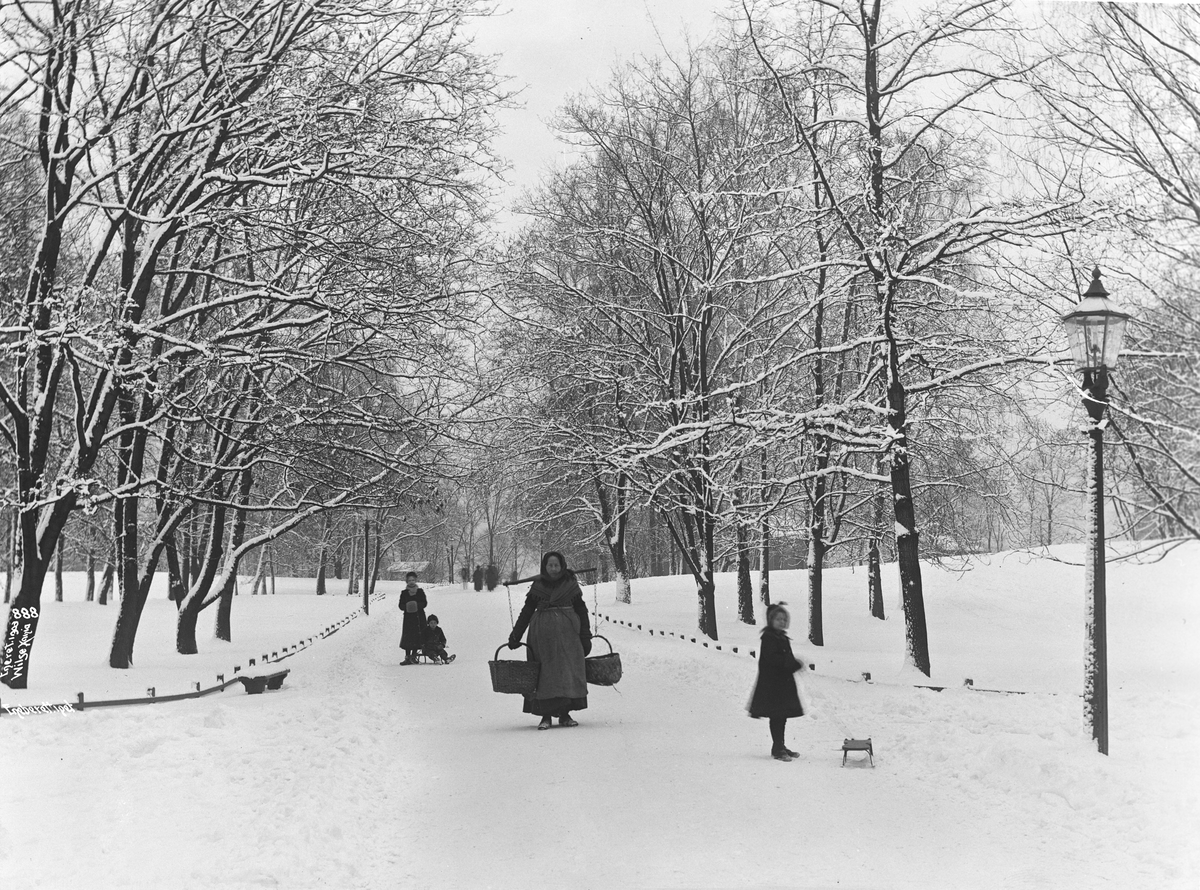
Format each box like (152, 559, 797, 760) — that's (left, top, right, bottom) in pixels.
(748, 628, 805, 719)
(509, 571, 591, 716)
(398, 588, 428, 650)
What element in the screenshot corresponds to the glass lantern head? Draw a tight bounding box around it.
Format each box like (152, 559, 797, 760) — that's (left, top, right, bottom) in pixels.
(1061, 268, 1132, 372)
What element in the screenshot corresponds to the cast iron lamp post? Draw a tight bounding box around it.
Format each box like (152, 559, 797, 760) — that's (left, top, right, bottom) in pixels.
(1060, 267, 1132, 756)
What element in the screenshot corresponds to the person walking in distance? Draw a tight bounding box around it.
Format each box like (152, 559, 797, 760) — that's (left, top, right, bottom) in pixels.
(748, 602, 807, 761)
(507, 551, 592, 729)
(398, 572, 428, 665)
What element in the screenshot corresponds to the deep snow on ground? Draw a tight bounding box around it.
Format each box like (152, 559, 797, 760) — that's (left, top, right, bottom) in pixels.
(1, 543, 1198, 890)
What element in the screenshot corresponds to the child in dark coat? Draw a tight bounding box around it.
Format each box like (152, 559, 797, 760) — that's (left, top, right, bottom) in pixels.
(748, 602, 807, 761)
(421, 615, 455, 664)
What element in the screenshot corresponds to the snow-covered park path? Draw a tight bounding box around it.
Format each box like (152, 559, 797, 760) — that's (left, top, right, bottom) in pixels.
(3, 564, 1197, 889)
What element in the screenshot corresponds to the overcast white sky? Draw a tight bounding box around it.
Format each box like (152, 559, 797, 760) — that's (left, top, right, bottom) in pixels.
(466, 1, 733, 224)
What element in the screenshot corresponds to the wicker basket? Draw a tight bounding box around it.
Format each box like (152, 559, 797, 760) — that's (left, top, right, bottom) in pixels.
(585, 634, 622, 686)
(489, 642, 540, 695)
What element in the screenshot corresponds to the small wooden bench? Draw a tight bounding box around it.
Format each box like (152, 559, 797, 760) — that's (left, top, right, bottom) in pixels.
(842, 737, 874, 767)
(236, 669, 290, 695)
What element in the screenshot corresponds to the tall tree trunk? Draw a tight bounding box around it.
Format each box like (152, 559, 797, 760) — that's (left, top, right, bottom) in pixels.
(214, 576, 235, 642)
(362, 516, 370, 614)
(164, 529, 187, 607)
(887, 378, 930, 675)
(176, 503, 228, 655)
(54, 544, 64, 602)
(734, 469, 755, 625)
(316, 546, 331, 594)
(85, 551, 96, 602)
(3, 511, 13, 605)
(648, 510, 660, 577)
(595, 474, 633, 604)
(736, 535, 754, 625)
(175, 595, 201, 656)
(215, 469, 254, 643)
(807, 535, 826, 647)
(315, 513, 330, 595)
(807, 450, 830, 647)
(759, 530, 771, 607)
(369, 536, 385, 597)
(869, 486, 886, 620)
(347, 535, 358, 598)
(181, 519, 193, 594)
(696, 573, 717, 641)
(1, 494, 74, 687)
(805, 69, 836, 649)
(698, 512, 718, 640)
(664, 506, 717, 640)
(759, 457, 771, 607)
(108, 489, 142, 665)
(1, 555, 43, 688)
(110, 510, 185, 667)
(98, 561, 114, 606)
(109, 388, 147, 668)
(611, 557, 632, 606)
(251, 547, 267, 596)
(861, 0, 929, 674)
(868, 538, 885, 620)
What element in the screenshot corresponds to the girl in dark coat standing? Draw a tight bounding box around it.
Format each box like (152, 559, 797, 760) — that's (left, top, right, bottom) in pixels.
(398, 572, 428, 664)
(507, 551, 592, 730)
(748, 602, 807, 761)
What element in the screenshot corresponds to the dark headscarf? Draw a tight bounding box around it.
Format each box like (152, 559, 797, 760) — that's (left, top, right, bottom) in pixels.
(540, 550, 571, 584)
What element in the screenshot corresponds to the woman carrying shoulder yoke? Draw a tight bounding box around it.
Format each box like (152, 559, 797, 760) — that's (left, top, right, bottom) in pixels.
(507, 551, 592, 729)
